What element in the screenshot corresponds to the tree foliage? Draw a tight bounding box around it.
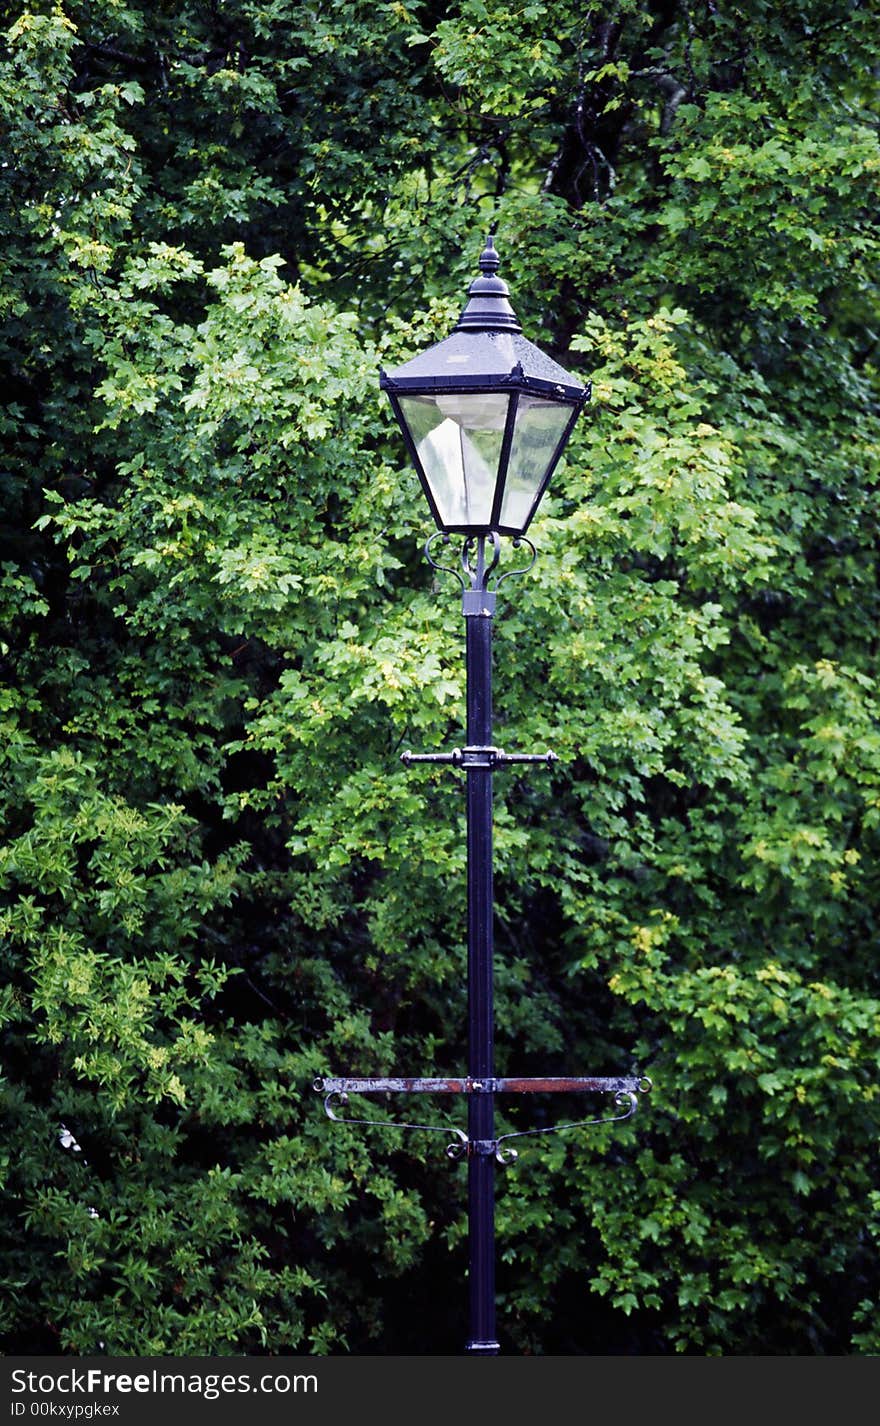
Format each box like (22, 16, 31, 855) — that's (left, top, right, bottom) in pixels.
(1, 0, 878, 1355)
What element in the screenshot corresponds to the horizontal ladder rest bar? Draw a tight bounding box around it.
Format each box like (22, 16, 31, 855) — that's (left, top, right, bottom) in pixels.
(401, 746, 559, 768)
(313, 1076, 651, 1096)
(315, 1075, 652, 1166)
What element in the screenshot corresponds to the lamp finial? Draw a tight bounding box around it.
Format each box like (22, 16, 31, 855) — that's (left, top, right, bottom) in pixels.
(455, 234, 520, 334)
(479, 235, 501, 276)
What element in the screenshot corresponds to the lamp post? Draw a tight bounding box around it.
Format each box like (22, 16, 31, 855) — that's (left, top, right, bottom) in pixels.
(315, 236, 650, 1355)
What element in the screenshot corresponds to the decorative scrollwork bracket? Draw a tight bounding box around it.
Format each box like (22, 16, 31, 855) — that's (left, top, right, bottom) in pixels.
(318, 1086, 468, 1161)
(425, 531, 538, 615)
(314, 1076, 652, 1166)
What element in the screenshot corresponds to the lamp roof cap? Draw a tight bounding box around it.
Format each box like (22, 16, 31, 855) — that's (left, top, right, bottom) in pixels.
(379, 235, 590, 403)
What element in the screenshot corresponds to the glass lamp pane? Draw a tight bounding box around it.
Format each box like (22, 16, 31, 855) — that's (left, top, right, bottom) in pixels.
(399, 393, 510, 528)
(499, 396, 574, 531)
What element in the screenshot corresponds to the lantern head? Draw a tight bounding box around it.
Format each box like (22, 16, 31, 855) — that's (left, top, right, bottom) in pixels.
(380, 236, 590, 537)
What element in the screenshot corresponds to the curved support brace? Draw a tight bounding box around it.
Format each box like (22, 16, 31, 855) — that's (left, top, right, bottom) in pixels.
(425, 532, 466, 591)
(493, 1086, 647, 1164)
(322, 1090, 468, 1160)
(491, 536, 537, 591)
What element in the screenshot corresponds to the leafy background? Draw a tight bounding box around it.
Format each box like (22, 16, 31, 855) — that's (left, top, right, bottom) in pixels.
(1, 0, 878, 1354)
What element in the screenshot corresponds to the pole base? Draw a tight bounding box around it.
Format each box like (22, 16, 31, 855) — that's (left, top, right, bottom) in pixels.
(466, 1340, 500, 1355)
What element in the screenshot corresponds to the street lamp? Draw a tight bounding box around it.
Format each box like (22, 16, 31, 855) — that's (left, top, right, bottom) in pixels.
(315, 236, 650, 1356)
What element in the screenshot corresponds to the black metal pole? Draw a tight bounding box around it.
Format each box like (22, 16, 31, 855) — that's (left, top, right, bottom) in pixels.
(463, 545, 498, 1355)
